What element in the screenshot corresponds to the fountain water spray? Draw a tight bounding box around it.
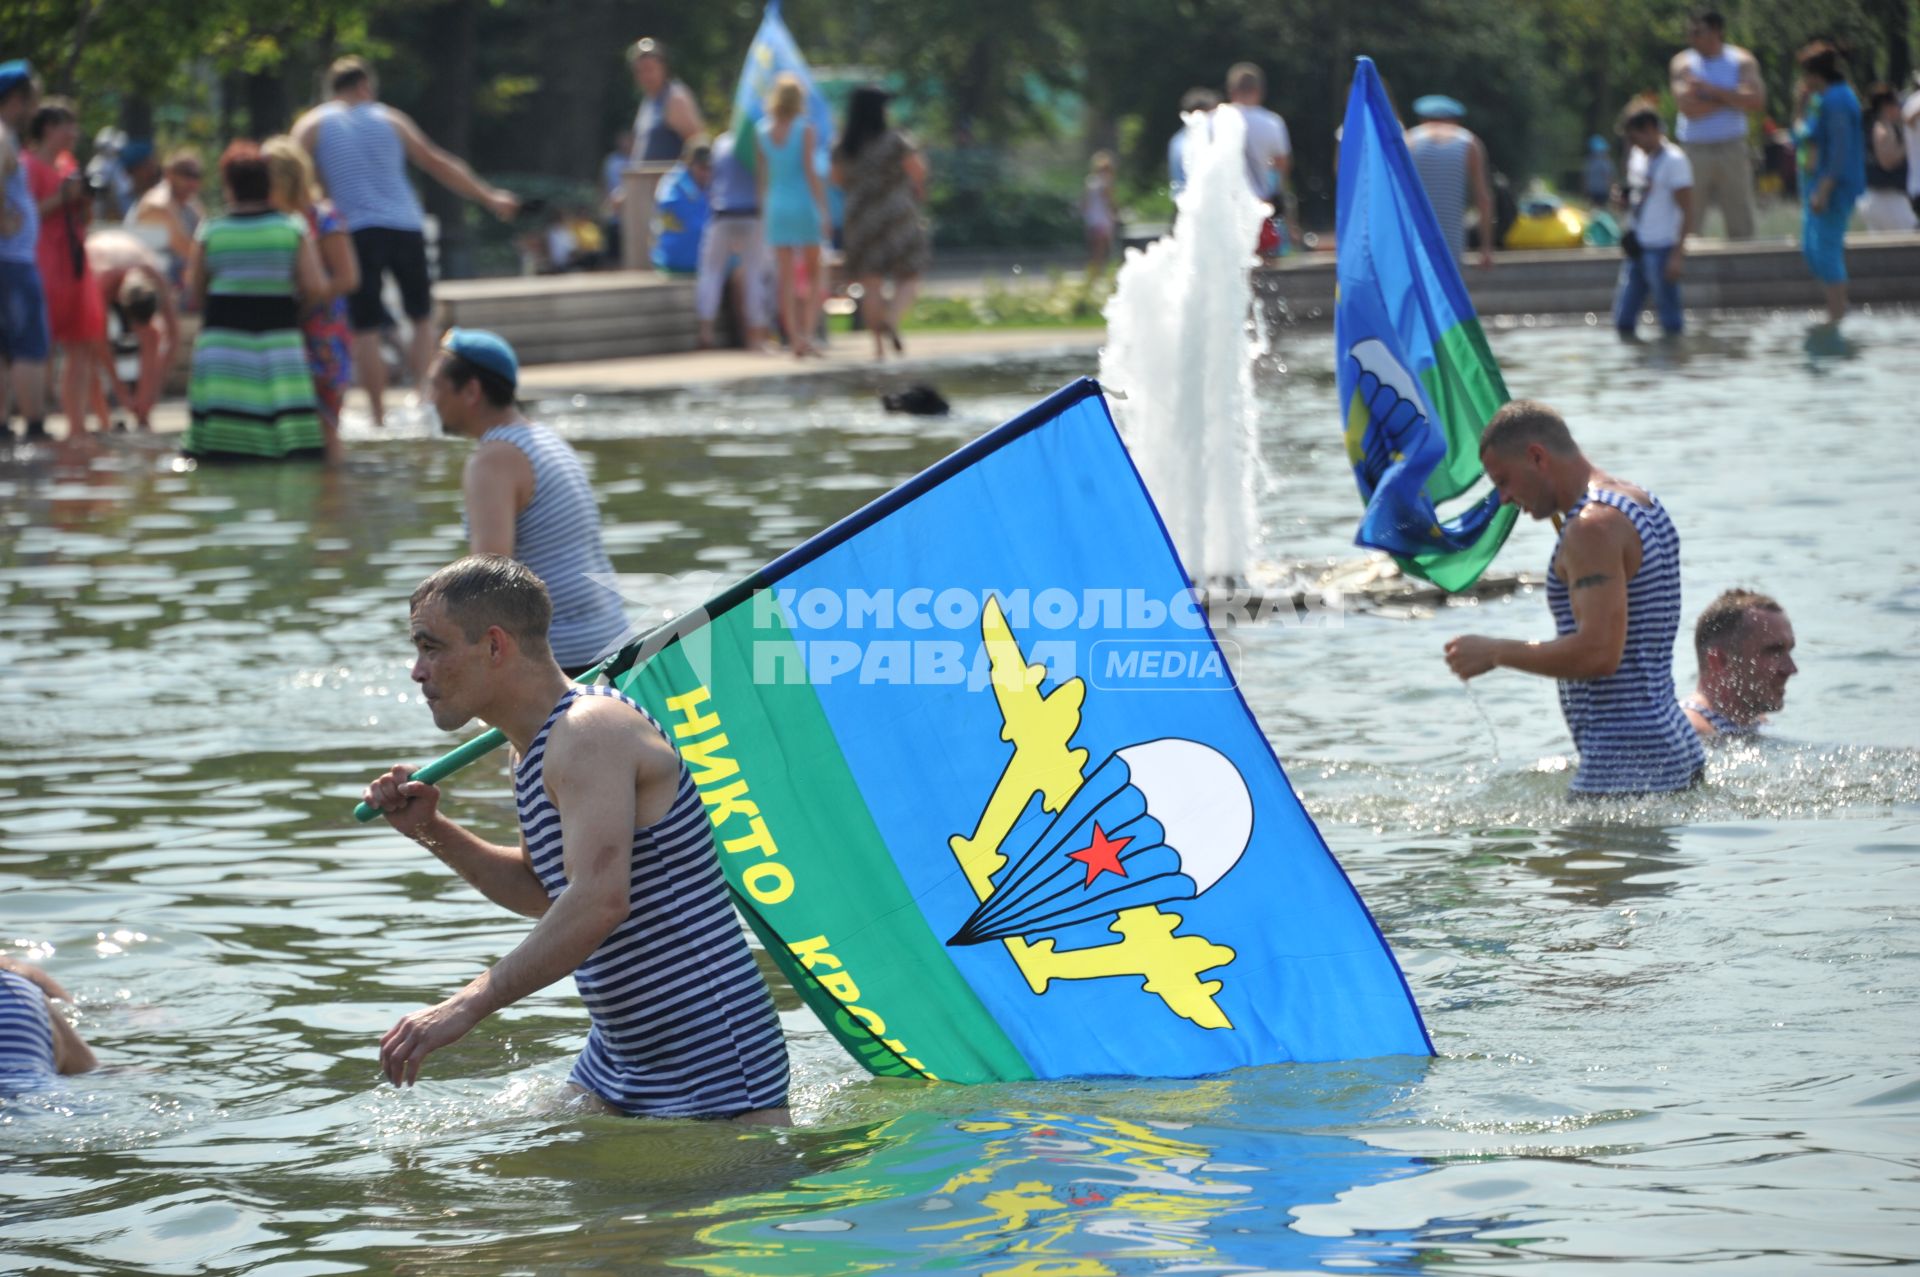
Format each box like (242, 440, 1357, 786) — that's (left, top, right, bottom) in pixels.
(1099, 105, 1270, 588)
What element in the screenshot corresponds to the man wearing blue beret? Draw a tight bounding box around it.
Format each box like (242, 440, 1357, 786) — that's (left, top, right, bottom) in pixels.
(429, 328, 629, 676)
(1406, 94, 1496, 270)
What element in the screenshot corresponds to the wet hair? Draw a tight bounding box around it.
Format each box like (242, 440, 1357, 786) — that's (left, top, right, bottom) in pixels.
(1180, 87, 1221, 114)
(436, 350, 516, 408)
(262, 134, 315, 210)
(835, 86, 891, 163)
(768, 72, 805, 123)
(27, 96, 74, 143)
(1480, 399, 1577, 458)
(1796, 40, 1845, 85)
(1689, 10, 1725, 32)
(329, 56, 373, 96)
(628, 36, 667, 65)
(412, 556, 553, 654)
(220, 140, 271, 203)
(1695, 588, 1783, 662)
(1226, 62, 1264, 96)
(117, 275, 158, 325)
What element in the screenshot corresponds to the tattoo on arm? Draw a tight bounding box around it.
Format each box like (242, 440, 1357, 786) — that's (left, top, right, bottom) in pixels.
(1572, 573, 1613, 590)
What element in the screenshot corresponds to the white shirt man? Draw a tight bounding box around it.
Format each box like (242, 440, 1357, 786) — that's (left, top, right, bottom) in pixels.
(1625, 136, 1696, 251)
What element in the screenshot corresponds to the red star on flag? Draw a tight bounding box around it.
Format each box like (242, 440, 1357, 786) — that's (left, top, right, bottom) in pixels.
(1065, 822, 1133, 886)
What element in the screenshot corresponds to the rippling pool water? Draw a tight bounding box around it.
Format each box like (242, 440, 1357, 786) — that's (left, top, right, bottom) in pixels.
(2, 310, 1916, 1273)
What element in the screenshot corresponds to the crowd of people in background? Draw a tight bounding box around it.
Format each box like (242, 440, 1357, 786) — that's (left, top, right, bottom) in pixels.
(0, 53, 519, 455)
(3, 13, 1919, 451)
(1608, 16, 1914, 332)
(612, 39, 932, 363)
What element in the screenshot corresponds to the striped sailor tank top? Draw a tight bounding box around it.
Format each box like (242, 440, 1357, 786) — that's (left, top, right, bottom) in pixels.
(311, 101, 424, 233)
(1682, 696, 1756, 738)
(1547, 487, 1706, 794)
(0, 969, 57, 1076)
(1408, 126, 1472, 257)
(471, 422, 629, 671)
(515, 685, 791, 1117)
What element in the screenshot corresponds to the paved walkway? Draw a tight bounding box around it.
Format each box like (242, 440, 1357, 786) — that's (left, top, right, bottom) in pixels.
(26, 326, 1104, 440)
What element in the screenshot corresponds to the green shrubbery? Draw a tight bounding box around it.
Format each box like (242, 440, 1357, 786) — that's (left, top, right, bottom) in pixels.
(904, 271, 1113, 330)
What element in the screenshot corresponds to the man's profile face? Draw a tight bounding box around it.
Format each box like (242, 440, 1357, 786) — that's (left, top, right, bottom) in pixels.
(426, 355, 465, 434)
(1481, 445, 1556, 520)
(410, 598, 484, 731)
(1719, 608, 1797, 714)
(0, 88, 35, 130)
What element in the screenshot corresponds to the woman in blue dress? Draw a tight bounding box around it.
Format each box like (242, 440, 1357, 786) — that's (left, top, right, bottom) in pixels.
(1793, 39, 1866, 325)
(757, 72, 830, 357)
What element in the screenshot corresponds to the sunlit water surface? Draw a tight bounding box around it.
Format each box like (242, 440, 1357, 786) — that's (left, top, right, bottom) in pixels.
(1, 309, 1916, 1273)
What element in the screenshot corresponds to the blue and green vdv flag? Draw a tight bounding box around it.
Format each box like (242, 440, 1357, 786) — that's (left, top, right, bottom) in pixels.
(604, 379, 1431, 1083)
(1336, 56, 1516, 592)
(726, 0, 835, 177)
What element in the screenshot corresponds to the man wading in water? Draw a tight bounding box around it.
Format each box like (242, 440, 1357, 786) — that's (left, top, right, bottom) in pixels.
(361, 556, 791, 1121)
(1444, 400, 1705, 796)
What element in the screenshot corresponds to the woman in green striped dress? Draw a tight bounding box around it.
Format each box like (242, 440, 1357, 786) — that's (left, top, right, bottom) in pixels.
(184, 141, 329, 459)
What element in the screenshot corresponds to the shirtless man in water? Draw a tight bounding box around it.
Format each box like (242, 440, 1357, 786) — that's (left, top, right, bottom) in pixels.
(1445, 400, 1705, 796)
(1682, 589, 1797, 737)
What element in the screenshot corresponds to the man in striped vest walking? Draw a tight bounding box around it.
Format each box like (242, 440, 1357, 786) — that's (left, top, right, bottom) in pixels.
(361, 556, 792, 1121)
(1444, 401, 1705, 796)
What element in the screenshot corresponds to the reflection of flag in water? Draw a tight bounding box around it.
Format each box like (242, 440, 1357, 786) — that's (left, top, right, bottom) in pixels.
(1337, 56, 1516, 592)
(679, 1097, 1434, 1275)
(727, 0, 835, 177)
(609, 379, 1430, 1084)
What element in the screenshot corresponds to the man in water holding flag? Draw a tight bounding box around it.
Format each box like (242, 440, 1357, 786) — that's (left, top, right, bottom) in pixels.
(1445, 401, 1705, 796)
(361, 556, 791, 1120)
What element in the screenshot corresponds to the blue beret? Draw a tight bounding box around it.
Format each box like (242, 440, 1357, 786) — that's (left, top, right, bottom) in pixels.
(440, 327, 518, 387)
(1413, 94, 1466, 121)
(0, 61, 33, 98)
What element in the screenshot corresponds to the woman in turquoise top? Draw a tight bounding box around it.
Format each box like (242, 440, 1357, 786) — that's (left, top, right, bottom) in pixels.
(757, 72, 830, 358)
(1793, 39, 1866, 324)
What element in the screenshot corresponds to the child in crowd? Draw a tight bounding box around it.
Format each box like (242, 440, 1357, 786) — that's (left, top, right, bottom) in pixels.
(1082, 150, 1117, 276)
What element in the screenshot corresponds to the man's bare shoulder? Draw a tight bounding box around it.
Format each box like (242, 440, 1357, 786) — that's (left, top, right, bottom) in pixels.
(465, 437, 532, 477)
(1566, 499, 1637, 549)
(548, 695, 677, 785)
